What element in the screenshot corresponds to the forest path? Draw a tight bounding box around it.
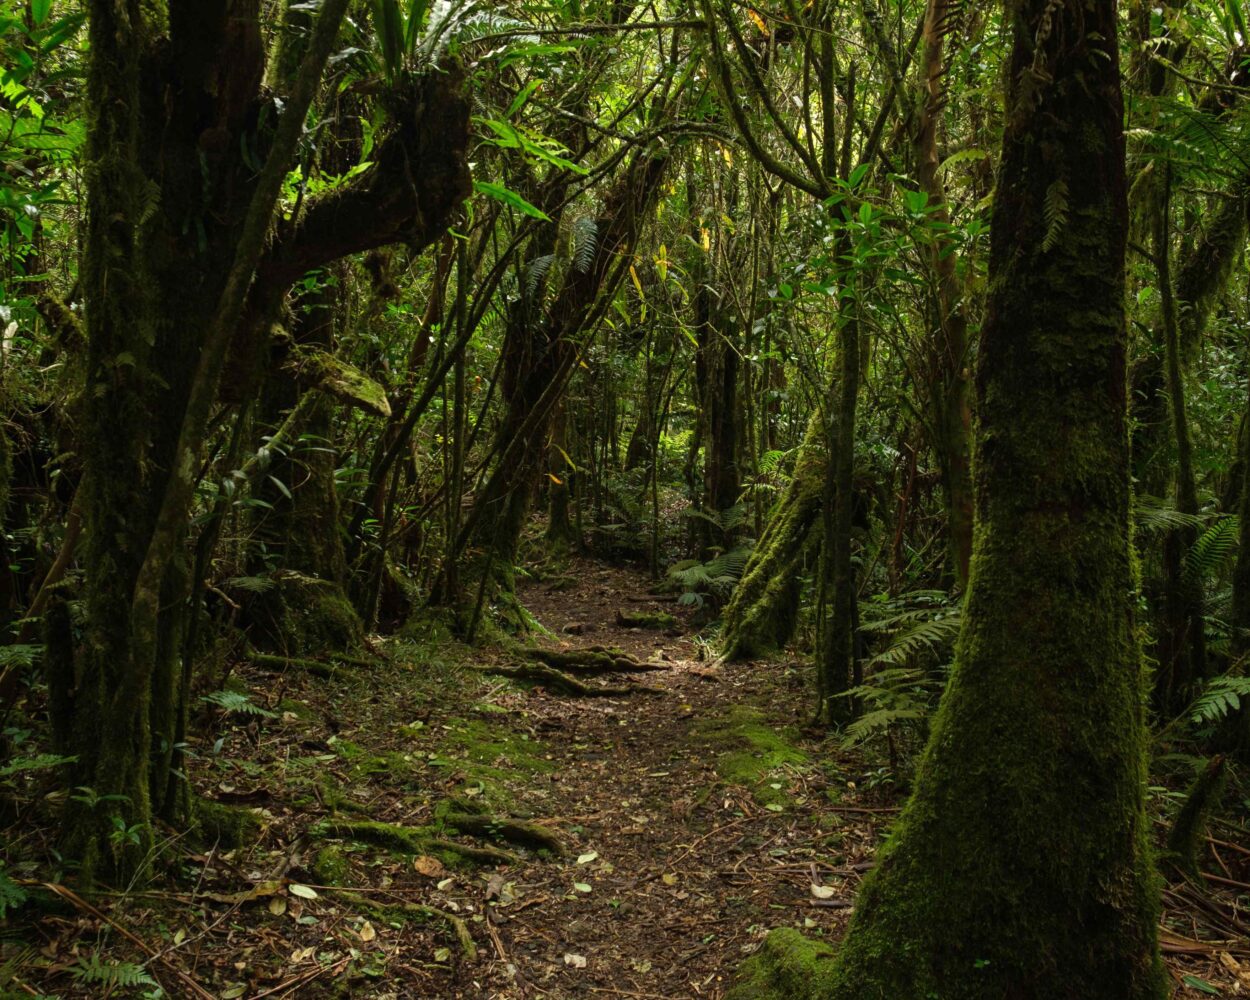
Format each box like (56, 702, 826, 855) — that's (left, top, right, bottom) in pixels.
(22, 560, 1247, 998)
(444, 557, 873, 998)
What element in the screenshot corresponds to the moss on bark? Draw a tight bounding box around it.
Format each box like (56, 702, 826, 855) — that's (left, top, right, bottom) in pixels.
(728, 2, 1166, 996)
(720, 413, 825, 661)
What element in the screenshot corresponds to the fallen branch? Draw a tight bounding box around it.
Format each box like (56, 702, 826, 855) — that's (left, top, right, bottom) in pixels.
(247, 649, 370, 680)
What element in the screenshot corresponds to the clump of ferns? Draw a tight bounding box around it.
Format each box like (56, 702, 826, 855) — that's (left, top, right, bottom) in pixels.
(668, 505, 755, 608)
(838, 590, 962, 777)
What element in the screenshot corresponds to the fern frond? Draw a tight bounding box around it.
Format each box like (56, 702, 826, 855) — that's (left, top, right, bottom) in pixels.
(1135, 494, 1206, 535)
(0, 868, 28, 919)
(1042, 177, 1069, 253)
(866, 615, 961, 669)
(0, 753, 76, 780)
(70, 955, 156, 989)
(840, 706, 927, 749)
(1188, 674, 1250, 724)
(224, 575, 275, 594)
(524, 253, 555, 299)
(201, 690, 278, 718)
(1185, 516, 1239, 585)
(572, 217, 598, 273)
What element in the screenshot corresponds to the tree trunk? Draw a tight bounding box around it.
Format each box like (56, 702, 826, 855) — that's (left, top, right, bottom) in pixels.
(731, 0, 1167, 994)
(448, 150, 670, 625)
(49, 1, 467, 882)
(914, 0, 973, 587)
(244, 273, 363, 652)
(720, 413, 824, 661)
(1153, 169, 1207, 713)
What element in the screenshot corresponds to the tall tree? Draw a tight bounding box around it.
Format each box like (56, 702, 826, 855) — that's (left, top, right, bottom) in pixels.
(729, 0, 1167, 994)
(50, 0, 468, 882)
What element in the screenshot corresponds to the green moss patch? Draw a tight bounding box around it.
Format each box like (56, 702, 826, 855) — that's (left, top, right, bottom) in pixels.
(691, 705, 808, 808)
(725, 927, 836, 1000)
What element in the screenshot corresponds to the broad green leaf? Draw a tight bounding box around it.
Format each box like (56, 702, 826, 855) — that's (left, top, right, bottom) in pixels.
(473, 180, 551, 221)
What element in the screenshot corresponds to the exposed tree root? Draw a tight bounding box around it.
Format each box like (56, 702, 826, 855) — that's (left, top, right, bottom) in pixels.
(437, 811, 566, 856)
(326, 888, 478, 960)
(311, 814, 555, 865)
(526, 646, 669, 673)
(424, 837, 518, 867)
(476, 661, 663, 697)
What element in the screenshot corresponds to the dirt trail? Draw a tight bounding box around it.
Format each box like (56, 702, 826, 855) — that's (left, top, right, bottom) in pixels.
(453, 560, 867, 998)
(17, 559, 1247, 998)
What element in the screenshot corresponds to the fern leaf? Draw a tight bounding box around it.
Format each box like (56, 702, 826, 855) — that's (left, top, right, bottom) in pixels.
(1185, 516, 1239, 585)
(1188, 675, 1250, 724)
(0, 868, 28, 919)
(572, 217, 598, 273)
(524, 253, 555, 299)
(1042, 177, 1069, 253)
(201, 690, 278, 718)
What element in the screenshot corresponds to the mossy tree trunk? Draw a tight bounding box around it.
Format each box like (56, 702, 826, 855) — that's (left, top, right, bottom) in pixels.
(720, 412, 825, 661)
(49, 0, 468, 883)
(914, 0, 973, 588)
(1153, 169, 1207, 713)
(692, 281, 742, 553)
(734, 0, 1167, 995)
(1226, 375, 1250, 757)
(247, 279, 363, 655)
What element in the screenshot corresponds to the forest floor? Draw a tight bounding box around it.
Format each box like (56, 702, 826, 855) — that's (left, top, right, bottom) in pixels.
(8, 558, 1250, 998)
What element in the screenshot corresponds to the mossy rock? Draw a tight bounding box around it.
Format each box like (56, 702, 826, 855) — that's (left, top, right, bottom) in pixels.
(725, 928, 837, 1000)
(691, 705, 807, 808)
(616, 609, 678, 629)
(277, 697, 315, 719)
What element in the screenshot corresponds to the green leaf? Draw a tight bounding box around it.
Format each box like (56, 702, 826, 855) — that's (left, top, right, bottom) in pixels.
(31, 0, 52, 25)
(1181, 975, 1220, 995)
(404, 0, 431, 48)
(937, 147, 989, 175)
(473, 180, 551, 220)
(372, 0, 405, 80)
(507, 79, 542, 118)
